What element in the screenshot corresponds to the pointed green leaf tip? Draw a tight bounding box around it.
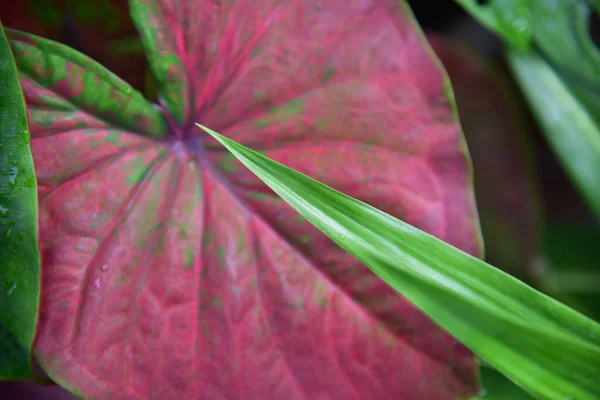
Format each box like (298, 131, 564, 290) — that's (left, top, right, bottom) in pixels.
(196, 123, 600, 400)
(0, 23, 41, 379)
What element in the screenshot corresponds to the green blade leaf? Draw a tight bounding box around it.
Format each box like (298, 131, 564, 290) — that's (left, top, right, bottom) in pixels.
(0, 22, 41, 379)
(198, 124, 600, 400)
(506, 48, 600, 223)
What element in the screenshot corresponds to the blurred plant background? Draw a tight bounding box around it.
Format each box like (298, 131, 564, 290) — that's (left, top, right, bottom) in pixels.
(1, 0, 598, 398)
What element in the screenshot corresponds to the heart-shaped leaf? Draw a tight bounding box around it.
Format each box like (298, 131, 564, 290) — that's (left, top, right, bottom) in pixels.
(0, 22, 40, 380)
(9, 0, 483, 397)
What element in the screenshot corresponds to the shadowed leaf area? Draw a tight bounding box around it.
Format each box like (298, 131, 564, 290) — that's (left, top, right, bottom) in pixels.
(0, 0, 146, 91)
(8, 0, 483, 398)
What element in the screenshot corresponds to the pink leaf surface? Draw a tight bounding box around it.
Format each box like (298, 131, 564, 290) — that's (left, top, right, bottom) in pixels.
(11, 1, 482, 398)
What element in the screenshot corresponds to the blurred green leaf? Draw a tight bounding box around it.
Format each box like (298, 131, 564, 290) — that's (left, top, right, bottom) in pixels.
(198, 124, 600, 400)
(0, 22, 41, 380)
(535, 224, 600, 320)
(456, 0, 600, 221)
(430, 34, 543, 281)
(507, 48, 600, 224)
(454, 0, 600, 119)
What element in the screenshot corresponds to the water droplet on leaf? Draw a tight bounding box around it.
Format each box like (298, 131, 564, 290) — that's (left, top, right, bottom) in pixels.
(22, 129, 30, 144)
(7, 167, 18, 186)
(101, 264, 109, 272)
(7, 283, 16, 296)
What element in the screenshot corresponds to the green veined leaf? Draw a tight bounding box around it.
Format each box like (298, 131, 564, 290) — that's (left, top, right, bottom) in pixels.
(198, 124, 600, 400)
(506, 48, 600, 224)
(0, 21, 41, 380)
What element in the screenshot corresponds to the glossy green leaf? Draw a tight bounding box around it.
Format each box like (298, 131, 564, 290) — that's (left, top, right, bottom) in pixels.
(198, 124, 600, 400)
(455, 0, 600, 71)
(525, 1, 600, 132)
(0, 22, 40, 380)
(506, 48, 600, 223)
(452, 0, 532, 49)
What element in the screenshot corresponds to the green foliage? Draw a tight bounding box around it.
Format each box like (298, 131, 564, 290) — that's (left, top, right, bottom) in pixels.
(507, 49, 600, 223)
(199, 124, 600, 400)
(0, 23, 41, 380)
(456, 0, 600, 222)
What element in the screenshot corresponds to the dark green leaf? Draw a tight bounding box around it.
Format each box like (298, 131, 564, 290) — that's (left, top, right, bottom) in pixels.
(506, 48, 600, 223)
(199, 124, 600, 400)
(0, 22, 40, 380)
(536, 224, 600, 321)
(474, 365, 533, 400)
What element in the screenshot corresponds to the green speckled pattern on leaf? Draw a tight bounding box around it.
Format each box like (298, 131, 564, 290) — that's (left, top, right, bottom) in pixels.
(128, 0, 188, 124)
(0, 22, 40, 380)
(6, 29, 167, 138)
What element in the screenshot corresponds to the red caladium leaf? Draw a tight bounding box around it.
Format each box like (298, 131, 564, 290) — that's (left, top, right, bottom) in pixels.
(10, 0, 483, 398)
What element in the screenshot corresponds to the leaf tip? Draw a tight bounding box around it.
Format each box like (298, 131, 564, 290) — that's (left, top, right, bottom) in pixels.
(196, 123, 216, 136)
